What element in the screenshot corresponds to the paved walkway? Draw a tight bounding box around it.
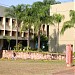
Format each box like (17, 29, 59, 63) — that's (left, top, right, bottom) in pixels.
(53, 66, 75, 75)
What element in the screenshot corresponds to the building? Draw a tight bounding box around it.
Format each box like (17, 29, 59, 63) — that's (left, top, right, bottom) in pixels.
(50, 2, 75, 52)
(0, 5, 49, 50)
(0, 6, 35, 50)
(0, 2, 75, 52)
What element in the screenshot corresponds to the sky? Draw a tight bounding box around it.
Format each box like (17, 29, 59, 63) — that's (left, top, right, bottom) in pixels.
(0, 0, 73, 7)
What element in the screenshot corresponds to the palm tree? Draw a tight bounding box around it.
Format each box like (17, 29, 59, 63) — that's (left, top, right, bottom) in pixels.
(43, 0, 61, 52)
(32, 1, 51, 50)
(43, 0, 61, 5)
(61, 10, 75, 34)
(21, 4, 34, 50)
(32, 1, 54, 51)
(53, 13, 64, 52)
(5, 4, 26, 50)
(32, 2, 44, 50)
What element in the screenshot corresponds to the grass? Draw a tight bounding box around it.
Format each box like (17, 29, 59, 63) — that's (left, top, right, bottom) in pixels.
(0, 59, 75, 75)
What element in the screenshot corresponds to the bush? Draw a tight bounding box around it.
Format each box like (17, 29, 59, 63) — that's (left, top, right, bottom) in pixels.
(73, 52, 75, 57)
(14, 43, 22, 50)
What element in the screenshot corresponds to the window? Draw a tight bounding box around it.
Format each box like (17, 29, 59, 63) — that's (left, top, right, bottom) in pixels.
(0, 17, 3, 21)
(6, 18, 9, 22)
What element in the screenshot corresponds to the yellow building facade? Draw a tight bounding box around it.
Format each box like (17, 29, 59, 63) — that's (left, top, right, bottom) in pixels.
(50, 2, 75, 52)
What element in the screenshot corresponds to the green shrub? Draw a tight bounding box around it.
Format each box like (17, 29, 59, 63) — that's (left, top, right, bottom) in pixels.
(14, 43, 22, 50)
(73, 52, 75, 57)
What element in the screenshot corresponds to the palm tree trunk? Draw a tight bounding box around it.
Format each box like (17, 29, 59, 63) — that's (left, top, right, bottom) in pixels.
(38, 28, 40, 50)
(57, 23, 59, 52)
(27, 28, 30, 50)
(16, 25, 18, 50)
(16, 20, 18, 50)
(9, 42, 10, 50)
(48, 34, 51, 52)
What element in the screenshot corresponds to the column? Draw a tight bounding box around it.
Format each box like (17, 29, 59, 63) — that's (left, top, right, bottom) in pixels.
(2, 17, 5, 36)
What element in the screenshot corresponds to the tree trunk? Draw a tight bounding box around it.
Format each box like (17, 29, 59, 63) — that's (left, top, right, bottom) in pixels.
(16, 20, 18, 50)
(27, 28, 30, 50)
(57, 23, 59, 52)
(8, 42, 10, 50)
(48, 34, 51, 52)
(16, 25, 18, 50)
(38, 28, 40, 50)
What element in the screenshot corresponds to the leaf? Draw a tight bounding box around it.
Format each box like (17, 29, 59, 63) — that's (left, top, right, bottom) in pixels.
(60, 21, 74, 34)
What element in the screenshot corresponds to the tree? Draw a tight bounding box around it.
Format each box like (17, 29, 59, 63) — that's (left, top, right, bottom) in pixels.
(32, 2, 44, 50)
(32, 1, 51, 50)
(21, 4, 34, 49)
(53, 13, 64, 52)
(5, 4, 26, 50)
(34, 34, 48, 51)
(43, 0, 61, 5)
(61, 10, 75, 34)
(43, 0, 55, 52)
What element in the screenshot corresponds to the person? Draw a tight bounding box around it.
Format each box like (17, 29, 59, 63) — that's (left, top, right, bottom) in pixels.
(12, 52, 16, 60)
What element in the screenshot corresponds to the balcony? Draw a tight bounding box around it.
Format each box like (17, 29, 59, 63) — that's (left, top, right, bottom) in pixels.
(0, 30, 4, 36)
(18, 32, 22, 37)
(11, 31, 27, 40)
(5, 30, 11, 36)
(18, 25, 21, 31)
(0, 22, 2, 25)
(12, 31, 16, 37)
(12, 24, 16, 31)
(12, 25, 21, 32)
(12, 19, 16, 31)
(5, 23, 11, 30)
(0, 24, 4, 30)
(5, 18, 11, 30)
(22, 32, 34, 40)
(0, 17, 4, 30)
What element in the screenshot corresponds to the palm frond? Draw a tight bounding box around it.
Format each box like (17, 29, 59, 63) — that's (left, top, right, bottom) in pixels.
(60, 21, 74, 34)
(53, 13, 64, 23)
(70, 10, 75, 23)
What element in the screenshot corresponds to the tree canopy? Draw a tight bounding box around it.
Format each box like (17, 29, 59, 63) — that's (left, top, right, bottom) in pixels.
(43, 0, 61, 5)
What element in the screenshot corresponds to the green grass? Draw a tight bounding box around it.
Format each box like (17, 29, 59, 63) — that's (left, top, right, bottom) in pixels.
(0, 59, 74, 75)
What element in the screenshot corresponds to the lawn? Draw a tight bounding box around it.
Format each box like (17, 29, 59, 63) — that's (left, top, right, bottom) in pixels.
(0, 59, 75, 75)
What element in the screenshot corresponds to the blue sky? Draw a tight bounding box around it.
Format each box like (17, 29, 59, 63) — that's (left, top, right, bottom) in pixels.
(0, 0, 73, 7)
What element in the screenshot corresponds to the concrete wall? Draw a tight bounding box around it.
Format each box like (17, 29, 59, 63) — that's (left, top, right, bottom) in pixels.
(2, 50, 65, 60)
